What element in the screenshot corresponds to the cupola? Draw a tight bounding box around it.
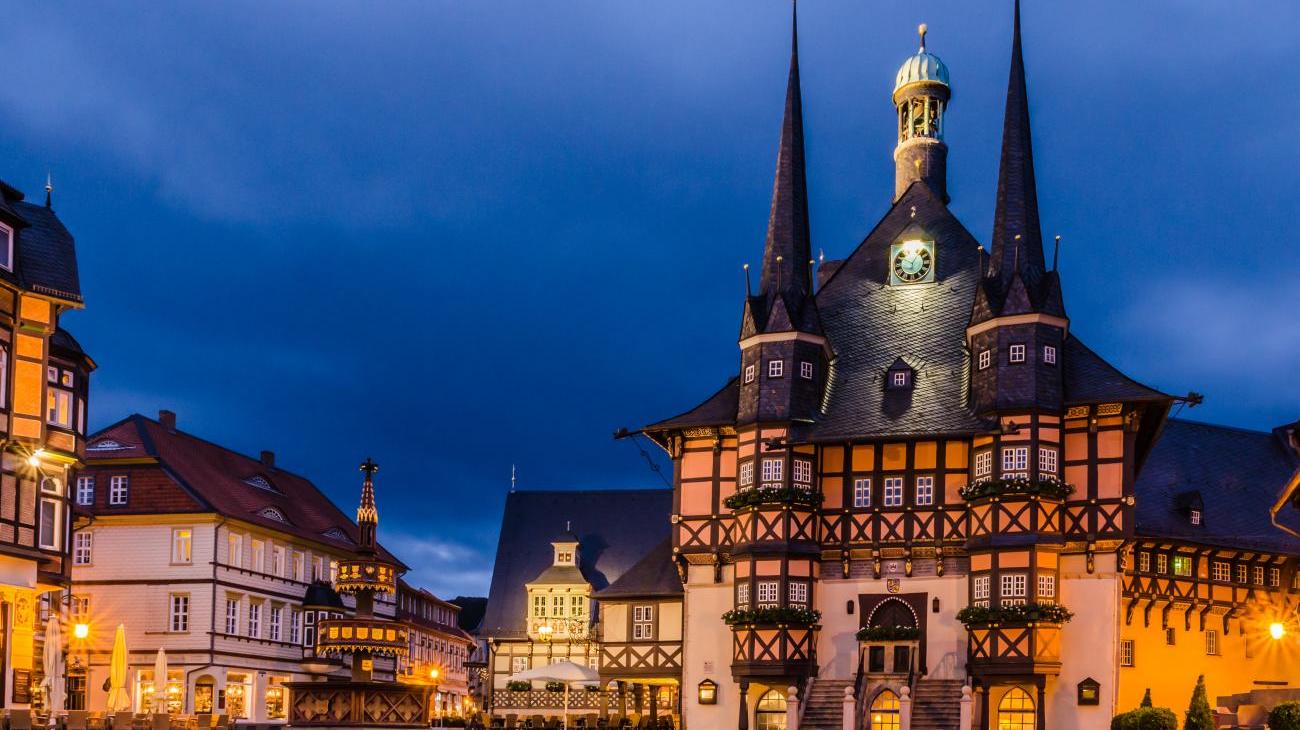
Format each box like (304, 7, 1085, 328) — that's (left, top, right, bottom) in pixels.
(892, 24, 951, 203)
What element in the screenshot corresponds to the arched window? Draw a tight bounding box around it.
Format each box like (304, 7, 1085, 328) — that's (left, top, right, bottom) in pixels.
(870, 690, 900, 730)
(755, 690, 787, 730)
(998, 687, 1036, 730)
(869, 599, 916, 629)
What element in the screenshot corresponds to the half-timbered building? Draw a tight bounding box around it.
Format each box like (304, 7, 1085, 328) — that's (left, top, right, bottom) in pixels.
(622, 4, 1300, 730)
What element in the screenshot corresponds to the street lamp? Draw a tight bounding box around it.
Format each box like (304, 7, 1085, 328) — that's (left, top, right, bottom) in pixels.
(1269, 622, 1286, 640)
(74, 623, 90, 640)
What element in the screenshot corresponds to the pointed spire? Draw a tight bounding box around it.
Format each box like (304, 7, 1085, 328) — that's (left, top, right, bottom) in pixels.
(757, 2, 812, 305)
(356, 458, 379, 551)
(988, 0, 1046, 292)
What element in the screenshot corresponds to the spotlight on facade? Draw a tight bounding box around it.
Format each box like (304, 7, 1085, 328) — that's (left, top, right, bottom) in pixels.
(27, 449, 44, 467)
(429, 668, 440, 681)
(73, 622, 90, 639)
(1269, 622, 1286, 640)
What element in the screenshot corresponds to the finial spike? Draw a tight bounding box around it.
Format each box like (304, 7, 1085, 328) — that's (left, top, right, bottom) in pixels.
(743, 263, 752, 297)
(918, 23, 928, 52)
(511, 464, 517, 493)
(1053, 234, 1061, 271)
(44, 172, 53, 209)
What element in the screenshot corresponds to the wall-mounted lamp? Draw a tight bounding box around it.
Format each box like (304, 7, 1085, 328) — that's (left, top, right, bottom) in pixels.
(697, 680, 717, 705)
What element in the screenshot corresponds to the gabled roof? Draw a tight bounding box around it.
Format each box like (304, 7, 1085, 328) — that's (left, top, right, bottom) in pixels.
(1061, 336, 1169, 404)
(84, 413, 404, 567)
(642, 377, 739, 433)
(1134, 419, 1300, 554)
(449, 596, 488, 633)
(481, 489, 671, 638)
(594, 538, 681, 601)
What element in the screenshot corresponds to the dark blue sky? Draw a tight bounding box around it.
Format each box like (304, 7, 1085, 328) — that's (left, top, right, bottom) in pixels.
(2, 2, 1297, 597)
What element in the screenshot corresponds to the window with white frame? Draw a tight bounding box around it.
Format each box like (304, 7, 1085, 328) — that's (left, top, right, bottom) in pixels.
(760, 458, 784, 485)
(0, 221, 11, 271)
(739, 461, 754, 488)
(1139, 552, 1150, 572)
(768, 360, 784, 378)
(251, 539, 265, 571)
(1038, 447, 1058, 475)
(792, 459, 812, 484)
(853, 478, 872, 508)
(632, 605, 655, 640)
(1001, 447, 1029, 477)
(273, 546, 285, 576)
(76, 476, 95, 506)
(172, 529, 193, 564)
(800, 361, 814, 380)
(1043, 345, 1057, 365)
(312, 556, 324, 581)
(1253, 566, 1265, 585)
(788, 582, 808, 605)
(533, 592, 547, 619)
(72, 596, 90, 621)
(915, 476, 934, 506)
(1120, 639, 1134, 667)
(972, 575, 991, 606)
(883, 477, 904, 507)
(511, 656, 530, 675)
(756, 580, 779, 608)
(1205, 629, 1218, 656)
(744, 364, 756, 384)
(736, 582, 750, 608)
(571, 595, 586, 617)
(552, 595, 566, 617)
(978, 350, 991, 370)
(0, 346, 6, 407)
(1037, 574, 1055, 600)
(1000, 573, 1027, 605)
(269, 606, 282, 641)
(1212, 561, 1230, 582)
(891, 370, 908, 387)
(169, 594, 189, 632)
(293, 551, 305, 581)
(38, 497, 62, 550)
(975, 450, 993, 478)
(109, 476, 129, 506)
(225, 599, 240, 635)
(248, 602, 262, 638)
(73, 532, 93, 565)
(47, 387, 73, 428)
(1173, 556, 1193, 577)
(289, 610, 302, 644)
(1236, 564, 1247, 584)
(228, 533, 243, 568)
(1190, 509, 1202, 526)
(1009, 344, 1026, 363)
(1269, 567, 1280, 587)
(1157, 554, 1168, 574)
(303, 611, 317, 647)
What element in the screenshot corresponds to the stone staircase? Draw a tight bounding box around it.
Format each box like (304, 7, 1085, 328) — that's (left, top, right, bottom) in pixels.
(801, 678, 853, 730)
(909, 678, 965, 730)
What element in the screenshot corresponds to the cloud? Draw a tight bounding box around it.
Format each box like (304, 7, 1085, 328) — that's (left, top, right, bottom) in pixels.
(381, 531, 494, 599)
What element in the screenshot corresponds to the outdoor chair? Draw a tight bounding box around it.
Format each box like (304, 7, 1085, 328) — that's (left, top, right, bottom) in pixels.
(545, 720, 560, 730)
(11, 710, 34, 730)
(149, 714, 168, 730)
(193, 716, 211, 730)
(212, 715, 229, 730)
(68, 711, 90, 730)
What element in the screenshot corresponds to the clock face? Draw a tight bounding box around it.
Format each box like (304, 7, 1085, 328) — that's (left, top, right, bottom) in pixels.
(890, 240, 935, 285)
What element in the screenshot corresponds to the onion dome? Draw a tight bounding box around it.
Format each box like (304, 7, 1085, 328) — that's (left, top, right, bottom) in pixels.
(894, 24, 949, 93)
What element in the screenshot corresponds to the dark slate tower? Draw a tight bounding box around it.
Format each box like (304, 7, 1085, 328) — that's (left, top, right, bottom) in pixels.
(893, 24, 951, 202)
(737, 6, 830, 426)
(968, 0, 1068, 416)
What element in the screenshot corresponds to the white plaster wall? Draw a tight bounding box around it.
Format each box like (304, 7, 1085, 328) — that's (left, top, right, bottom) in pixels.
(681, 564, 736, 730)
(1048, 553, 1121, 730)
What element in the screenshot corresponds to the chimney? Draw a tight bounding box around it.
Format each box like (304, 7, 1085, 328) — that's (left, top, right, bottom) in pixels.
(260, 450, 276, 467)
(159, 410, 177, 432)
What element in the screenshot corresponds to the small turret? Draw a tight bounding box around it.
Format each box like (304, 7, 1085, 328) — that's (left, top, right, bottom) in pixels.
(893, 23, 951, 202)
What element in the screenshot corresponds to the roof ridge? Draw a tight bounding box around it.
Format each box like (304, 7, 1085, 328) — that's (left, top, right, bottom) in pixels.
(129, 412, 320, 482)
(510, 487, 672, 496)
(1167, 417, 1274, 437)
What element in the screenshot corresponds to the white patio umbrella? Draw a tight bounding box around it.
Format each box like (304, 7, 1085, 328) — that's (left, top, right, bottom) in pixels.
(509, 660, 599, 728)
(41, 616, 65, 725)
(106, 624, 131, 713)
(152, 649, 169, 713)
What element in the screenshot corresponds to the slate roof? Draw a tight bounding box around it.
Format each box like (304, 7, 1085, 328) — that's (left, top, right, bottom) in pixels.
(450, 596, 488, 633)
(1061, 336, 1167, 404)
(594, 538, 682, 600)
(643, 377, 739, 432)
(84, 413, 404, 566)
(0, 180, 83, 304)
(1134, 419, 1300, 554)
(481, 489, 672, 638)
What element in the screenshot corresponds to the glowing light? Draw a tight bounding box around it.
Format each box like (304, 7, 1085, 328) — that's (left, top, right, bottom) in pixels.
(28, 449, 44, 467)
(901, 240, 925, 256)
(1269, 622, 1286, 640)
(73, 623, 90, 640)
(429, 668, 440, 680)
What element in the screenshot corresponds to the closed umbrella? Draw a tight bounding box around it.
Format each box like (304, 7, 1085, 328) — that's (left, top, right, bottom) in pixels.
(106, 624, 131, 713)
(152, 649, 168, 713)
(41, 617, 65, 725)
(509, 660, 599, 728)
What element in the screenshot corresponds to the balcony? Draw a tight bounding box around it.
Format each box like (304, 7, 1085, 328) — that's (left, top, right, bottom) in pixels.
(335, 559, 399, 594)
(959, 604, 1071, 678)
(962, 478, 1071, 547)
(725, 607, 820, 679)
(856, 626, 920, 678)
(726, 487, 821, 554)
(317, 618, 410, 658)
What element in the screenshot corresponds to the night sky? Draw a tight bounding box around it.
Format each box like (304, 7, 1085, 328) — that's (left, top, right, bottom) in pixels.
(2, 1, 1297, 598)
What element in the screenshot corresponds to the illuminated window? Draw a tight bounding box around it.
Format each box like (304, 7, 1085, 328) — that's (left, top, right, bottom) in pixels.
(511, 656, 530, 675)
(38, 498, 62, 549)
(251, 540, 265, 571)
(1037, 575, 1055, 600)
(1156, 554, 1168, 575)
(1001, 574, 1027, 605)
(552, 595, 566, 617)
(788, 582, 808, 605)
(915, 476, 934, 506)
(1120, 639, 1134, 667)
(768, 360, 784, 378)
(73, 532, 93, 565)
(744, 364, 756, 384)
(1043, 345, 1057, 365)
(1172, 556, 1192, 577)
(739, 460, 754, 487)
(1165, 627, 1176, 645)
(883, 478, 903, 507)
(632, 605, 655, 640)
(761, 458, 784, 484)
(0, 346, 7, 407)
(975, 451, 993, 478)
(756, 581, 779, 608)
(736, 582, 750, 608)
(869, 691, 900, 730)
(532, 595, 546, 618)
(171, 529, 193, 564)
(1253, 566, 1264, 585)
(792, 460, 812, 484)
(973, 575, 991, 605)
(225, 599, 240, 635)
(1269, 567, 1280, 587)
(755, 690, 788, 730)
(800, 361, 814, 379)
(248, 602, 262, 638)
(1189, 509, 1201, 526)
(76, 477, 95, 506)
(47, 387, 73, 428)
(1205, 629, 1218, 656)
(312, 556, 324, 581)
(109, 476, 129, 506)
(853, 478, 872, 508)
(978, 350, 991, 370)
(1009, 344, 1026, 363)
(571, 595, 586, 617)
(1212, 561, 1230, 582)
(169, 594, 189, 632)
(272, 546, 285, 576)
(1236, 564, 1247, 584)
(1001, 447, 1029, 478)
(998, 688, 1035, 730)
(1038, 447, 1057, 475)
(1138, 552, 1150, 572)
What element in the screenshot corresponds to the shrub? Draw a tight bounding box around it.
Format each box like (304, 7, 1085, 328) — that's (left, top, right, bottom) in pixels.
(724, 486, 823, 510)
(1183, 675, 1213, 730)
(721, 606, 821, 627)
(958, 477, 1074, 501)
(545, 681, 566, 693)
(1111, 707, 1177, 730)
(855, 625, 922, 641)
(1268, 702, 1300, 730)
(1141, 689, 1153, 708)
(954, 603, 1073, 626)
(505, 680, 531, 692)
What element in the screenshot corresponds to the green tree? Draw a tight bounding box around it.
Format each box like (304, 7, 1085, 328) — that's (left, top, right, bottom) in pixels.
(1268, 702, 1300, 730)
(1141, 689, 1153, 708)
(1183, 675, 1213, 730)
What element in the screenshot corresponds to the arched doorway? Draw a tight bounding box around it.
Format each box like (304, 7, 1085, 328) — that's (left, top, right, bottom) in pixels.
(868, 598, 916, 629)
(869, 690, 900, 730)
(755, 690, 787, 730)
(998, 687, 1036, 730)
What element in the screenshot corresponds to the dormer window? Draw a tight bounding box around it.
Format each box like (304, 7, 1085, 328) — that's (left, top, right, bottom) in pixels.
(892, 371, 908, 387)
(768, 360, 784, 378)
(556, 551, 573, 565)
(0, 221, 12, 272)
(1189, 509, 1201, 526)
(885, 358, 914, 390)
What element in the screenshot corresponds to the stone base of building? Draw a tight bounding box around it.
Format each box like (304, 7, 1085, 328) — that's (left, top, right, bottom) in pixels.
(286, 682, 433, 728)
